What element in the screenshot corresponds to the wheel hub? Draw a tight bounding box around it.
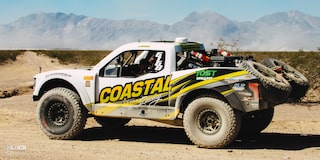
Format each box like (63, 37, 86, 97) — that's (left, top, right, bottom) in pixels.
(47, 102, 69, 127)
(197, 109, 221, 134)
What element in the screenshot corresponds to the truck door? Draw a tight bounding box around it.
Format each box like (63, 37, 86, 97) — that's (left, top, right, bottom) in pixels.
(97, 49, 171, 107)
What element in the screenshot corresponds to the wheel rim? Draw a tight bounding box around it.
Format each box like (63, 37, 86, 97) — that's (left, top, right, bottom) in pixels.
(197, 108, 221, 135)
(47, 102, 69, 127)
(254, 63, 275, 78)
(253, 63, 286, 84)
(286, 72, 298, 79)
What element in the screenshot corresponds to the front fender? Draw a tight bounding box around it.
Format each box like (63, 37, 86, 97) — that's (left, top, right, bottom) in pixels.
(33, 70, 94, 110)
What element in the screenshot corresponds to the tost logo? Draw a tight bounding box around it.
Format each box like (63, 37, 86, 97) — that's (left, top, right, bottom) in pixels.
(100, 76, 171, 103)
(196, 70, 217, 80)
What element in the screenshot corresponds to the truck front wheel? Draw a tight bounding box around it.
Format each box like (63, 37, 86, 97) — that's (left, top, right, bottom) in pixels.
(37, 87, 87, 139)
(183, 97, 241, 148)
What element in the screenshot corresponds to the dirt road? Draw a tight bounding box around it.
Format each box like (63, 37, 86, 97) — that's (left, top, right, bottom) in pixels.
(0, 51, 319, 160)
(0, 93, 319, 160)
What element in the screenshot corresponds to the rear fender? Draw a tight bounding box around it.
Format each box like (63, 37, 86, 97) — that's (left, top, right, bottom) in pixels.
(176, 87, 245, 113)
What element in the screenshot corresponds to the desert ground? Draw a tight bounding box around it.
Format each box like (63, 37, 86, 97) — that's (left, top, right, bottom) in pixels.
(0, 51, 319, 160)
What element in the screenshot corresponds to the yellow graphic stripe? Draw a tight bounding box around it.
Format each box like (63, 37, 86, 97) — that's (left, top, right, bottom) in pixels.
(159, 80, 190, 102)
(221, 88, 235, 95)
(170, 72, 194, 85)
(94, 90, 171, 116)
(169, 70, 248, 100)
(123, 79, 190, 104)
(160, 109, 180, 120)
(171, 80, 190, 92)
(93, 103, 133, 116)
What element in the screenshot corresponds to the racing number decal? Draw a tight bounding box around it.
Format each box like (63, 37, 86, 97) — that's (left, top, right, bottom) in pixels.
(154, 52, 164, 71)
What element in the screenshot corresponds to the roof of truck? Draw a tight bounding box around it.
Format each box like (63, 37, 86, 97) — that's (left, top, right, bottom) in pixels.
(122, 37, 205, 52)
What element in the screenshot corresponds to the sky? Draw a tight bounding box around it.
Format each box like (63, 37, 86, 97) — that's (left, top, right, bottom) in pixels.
(1, 0, 320, 25)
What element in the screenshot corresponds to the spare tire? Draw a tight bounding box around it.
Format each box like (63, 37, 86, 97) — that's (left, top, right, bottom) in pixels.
(261, 58, 310, 101)
(240, 61, 291, 104)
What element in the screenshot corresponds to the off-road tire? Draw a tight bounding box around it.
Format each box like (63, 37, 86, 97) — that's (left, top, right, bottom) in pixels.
(240, 61, 291, 104)
(261, 58, 310, 101)
(183, 97, 241, 148)
(94, 117, 131, 128)
(37, 87, 87, 139)
(240, 108, 274, 135)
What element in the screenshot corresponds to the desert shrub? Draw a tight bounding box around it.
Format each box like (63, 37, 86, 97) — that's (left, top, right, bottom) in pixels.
(0, 50, 24, 64)
(32, 50, 111, 66)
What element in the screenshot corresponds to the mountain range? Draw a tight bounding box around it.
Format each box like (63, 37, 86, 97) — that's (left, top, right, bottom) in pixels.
(0, 10, 320, 51)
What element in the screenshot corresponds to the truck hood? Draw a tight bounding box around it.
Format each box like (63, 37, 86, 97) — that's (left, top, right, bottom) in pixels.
(34, 68, 94, 80)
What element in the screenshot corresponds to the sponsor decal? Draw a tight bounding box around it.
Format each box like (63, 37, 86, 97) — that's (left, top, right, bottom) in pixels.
(100, 75, 171, 103)
(45, 72, 71, 78)
(85, 81, 91, 87)
(84, 76, 93, 87)
(180, 43, 202, 51)
(83, 76, 94, 80)
(233, 83, 246, 91)
(195, 70, 217, 80)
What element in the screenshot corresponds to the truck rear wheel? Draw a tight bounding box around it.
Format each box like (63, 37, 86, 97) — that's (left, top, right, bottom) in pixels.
(183, 97, 241, 148)
(37, 87, 87, 139)
(240, 108, 274, 135)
